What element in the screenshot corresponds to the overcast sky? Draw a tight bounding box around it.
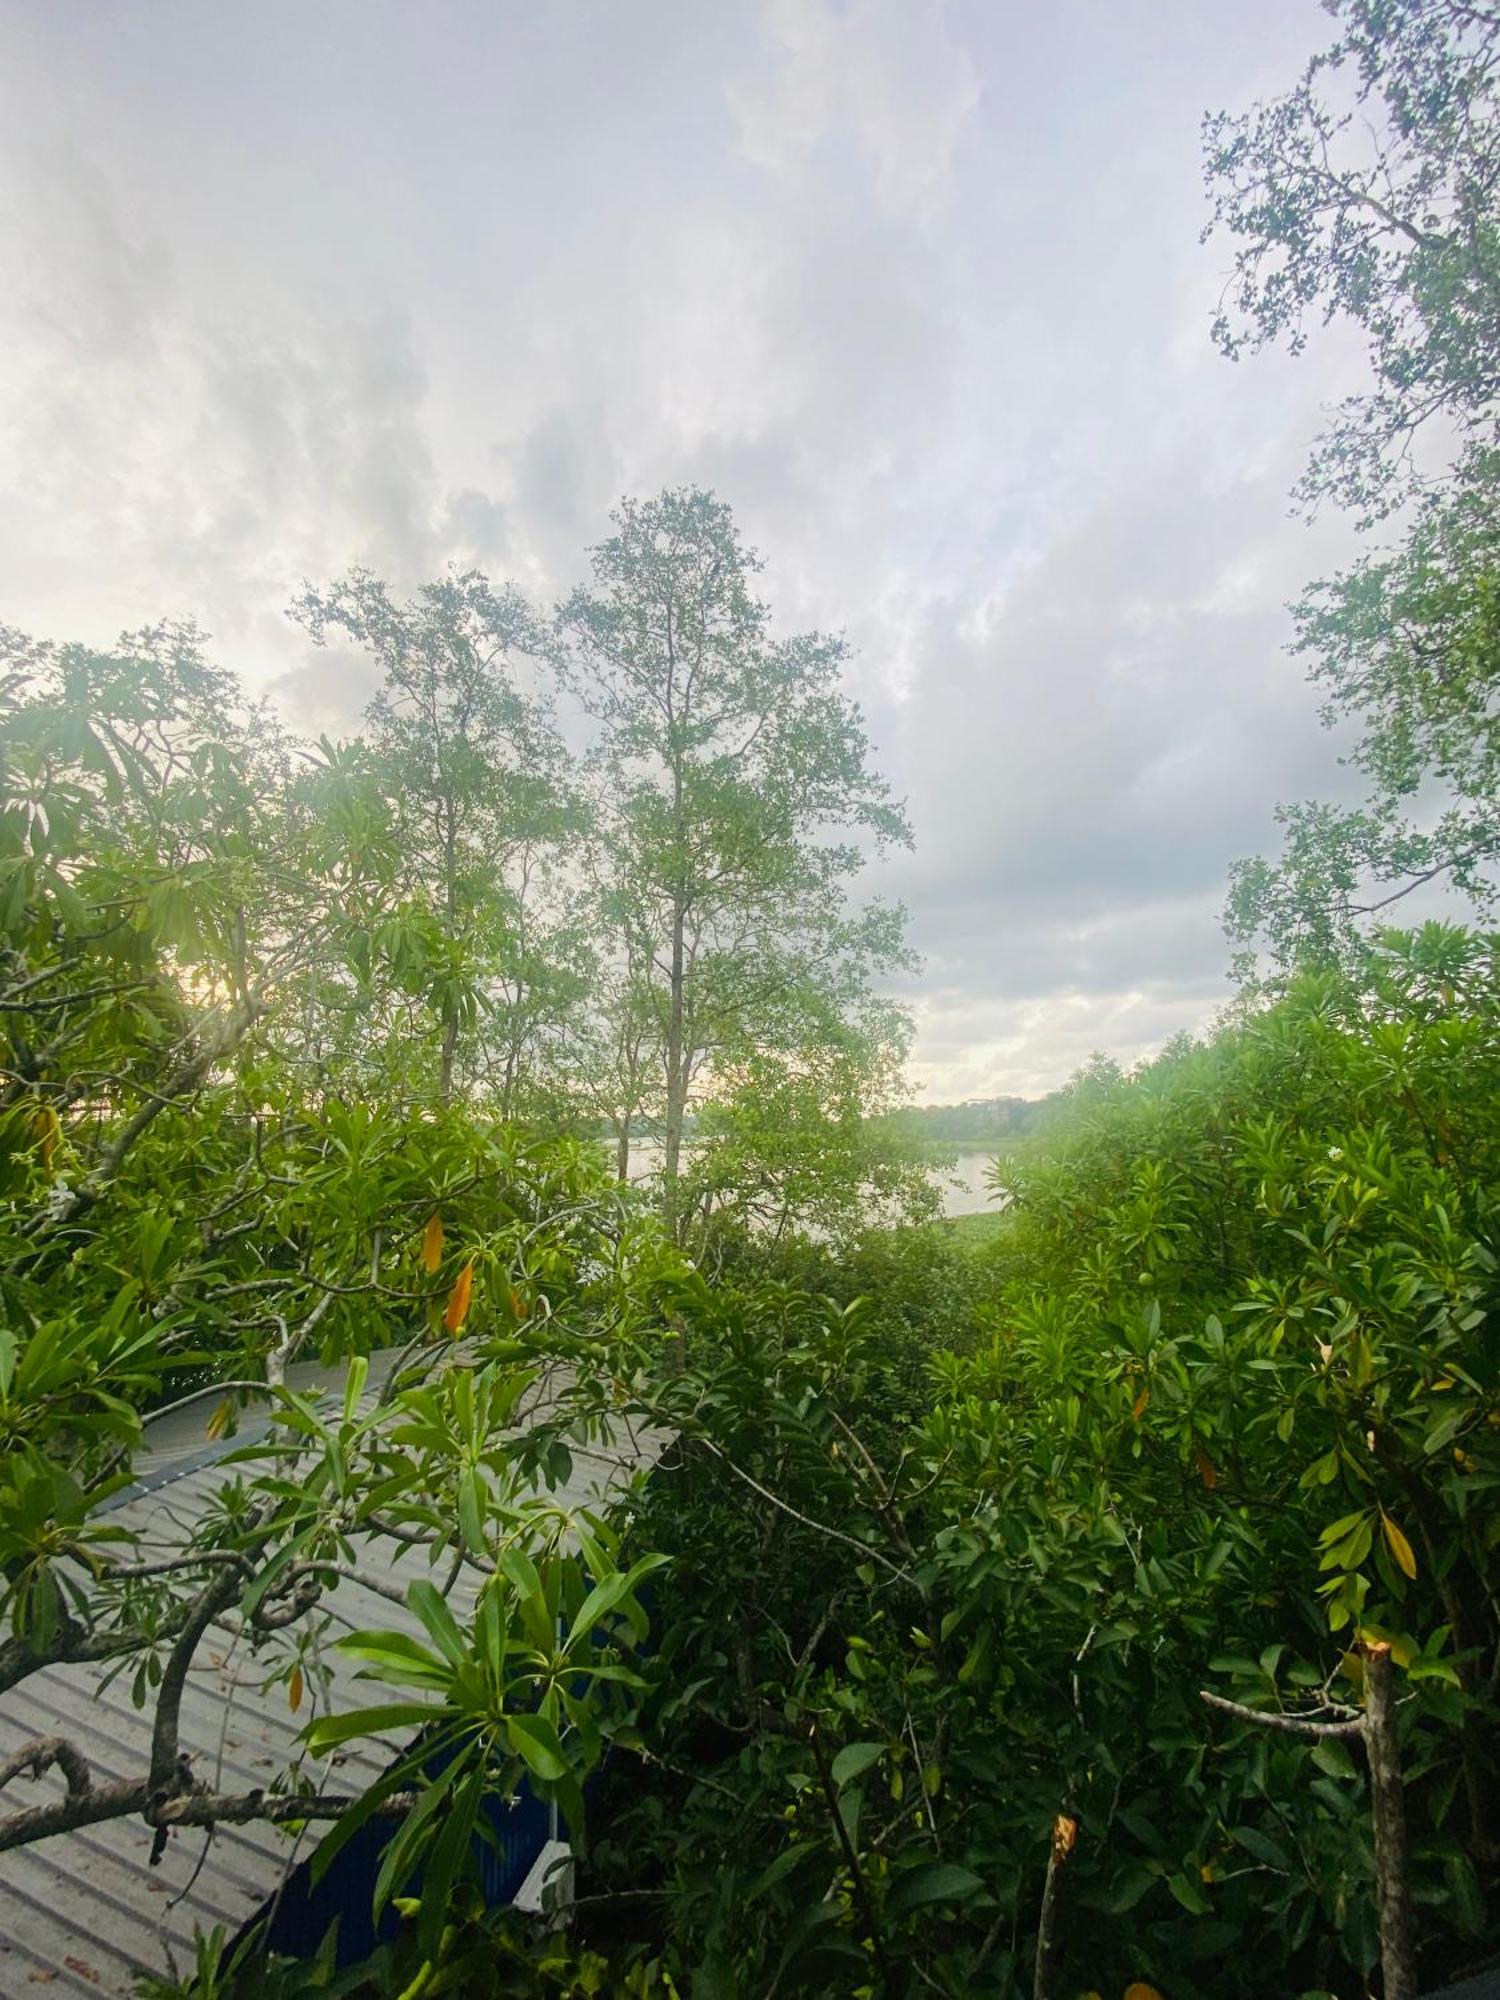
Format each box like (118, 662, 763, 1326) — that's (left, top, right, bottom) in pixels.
(1, 0, 1378, 1098)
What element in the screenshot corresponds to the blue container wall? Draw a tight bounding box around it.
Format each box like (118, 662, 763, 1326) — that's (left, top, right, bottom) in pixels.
(236, 1751, 553, 1968)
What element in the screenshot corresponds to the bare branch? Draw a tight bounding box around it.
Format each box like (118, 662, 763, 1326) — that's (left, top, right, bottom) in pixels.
(1200, 1689, 1366, 1740)
(694, 1435, 914, 1586)
(0, 1736, 93, 1799)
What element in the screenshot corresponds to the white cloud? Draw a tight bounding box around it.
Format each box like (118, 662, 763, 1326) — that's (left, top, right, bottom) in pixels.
(0, 0, 1378, 1096)
(729, 0, 981, 223)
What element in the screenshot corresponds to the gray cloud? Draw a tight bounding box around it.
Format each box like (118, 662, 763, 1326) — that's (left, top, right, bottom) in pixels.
(0, 0, 1391, 1092)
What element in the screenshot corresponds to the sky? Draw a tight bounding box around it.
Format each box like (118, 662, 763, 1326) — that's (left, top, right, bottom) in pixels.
(0, 0, 1379, 1099)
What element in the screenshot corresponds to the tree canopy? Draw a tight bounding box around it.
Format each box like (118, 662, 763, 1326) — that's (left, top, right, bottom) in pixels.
(1209, 0, 1500, 968)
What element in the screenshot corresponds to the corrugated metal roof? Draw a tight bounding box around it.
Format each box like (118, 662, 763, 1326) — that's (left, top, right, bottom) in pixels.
(0, 1351, 667, 1997)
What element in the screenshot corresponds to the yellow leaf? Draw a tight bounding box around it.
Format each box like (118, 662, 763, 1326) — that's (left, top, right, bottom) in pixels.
(1124, 1986, 1167, 2000)
(32, 1107, 59, 1173)
(444, 1256, 476, 1334)
(420, 1212, 444, 1275)
(1131, 1385, 1150, 1422)
(288, 1665, 304, 1713)
(1381, 1511, 1418, 1581)
(205, 1399, 231, 1442)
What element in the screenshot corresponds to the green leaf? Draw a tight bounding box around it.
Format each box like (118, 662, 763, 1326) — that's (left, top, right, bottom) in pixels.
(305, 1701, 441, 1753)
(457, 1469, 485, 1555)
(506, 1711, 570, 1782)
(885, 1861, 984, 1920)
(747, 1841, 818, 1905)
(418, 1760, 484, 1959)
(830, 1741, 884, 1790)
(1102, 1863, 1157, 1913)
(407, 1579, 469, 1670)
(498, 1543, 543, 1604)
(1311, 1738, 1359, 1781)
(342, 1354, 369, 1425)
(336, 1631, 450, 1689)
(372, 1757, 459, 1919)
(566, 1552, 669, 1649)
(1230, 1825, 1293, 1871)
(1167, 1869, 1212, 1915)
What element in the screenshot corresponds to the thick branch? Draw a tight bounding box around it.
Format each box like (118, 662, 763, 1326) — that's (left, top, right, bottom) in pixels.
(0, 981, 154, 1015)
(150, 1562, 251, 1790)
(1033, 1813, 1077, 2000)
(154, 1786, 419, 1830)
(0, 1736, 93, 1799)
(1199, 1690, 1366, 1739)
(0, 1612, 190, 1699)
(0, 1776, 149, 1854)
(1364, 1643, 1417, 2000)
(0, 1773, 421, 1855)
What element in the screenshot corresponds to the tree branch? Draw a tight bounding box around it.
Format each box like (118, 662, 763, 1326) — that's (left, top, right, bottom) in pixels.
(1199, 1690, 1366, 1739)
(0, 1736, 93, 1800)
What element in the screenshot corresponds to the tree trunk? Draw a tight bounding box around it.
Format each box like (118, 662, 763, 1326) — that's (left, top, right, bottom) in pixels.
(1032, 1812, 1077, 2000)
(662, 894, 686, 1235)
(1363, 1641, 1417, 2000)
(439, 784, 459, 1105)
(614, 1122, 630, 1183)
(438, 1009, 458, 1107)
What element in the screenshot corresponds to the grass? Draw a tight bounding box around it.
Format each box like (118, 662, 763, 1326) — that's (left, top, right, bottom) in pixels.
(936, 1209, 1007, 1251)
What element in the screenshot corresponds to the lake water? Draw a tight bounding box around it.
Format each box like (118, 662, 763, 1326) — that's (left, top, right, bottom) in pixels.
(624, 1144, 1000, 1221)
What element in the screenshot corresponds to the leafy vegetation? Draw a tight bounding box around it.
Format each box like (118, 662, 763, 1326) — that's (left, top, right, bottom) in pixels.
(1209, 0, 1500, 966)
(7, 5, 1500, 1997)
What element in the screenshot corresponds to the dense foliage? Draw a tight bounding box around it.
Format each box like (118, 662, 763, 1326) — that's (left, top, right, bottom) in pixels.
(0, 510, 916, 1994)
(9, 7, 1500, 1995)
(515, 925, 1488, 1998)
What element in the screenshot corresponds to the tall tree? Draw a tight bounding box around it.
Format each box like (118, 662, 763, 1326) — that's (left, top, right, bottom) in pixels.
(557, 489, 912, 1229)
(1205, 0, 1500, 967)
(1204, 0, 1500, 525)
(0, 627, 668, 1979)
(290, 569, 582, 1110)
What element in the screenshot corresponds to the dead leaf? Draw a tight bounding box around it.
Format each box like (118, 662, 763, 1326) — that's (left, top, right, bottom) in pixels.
(1381, 1511, 1418, 1580)
(444, 1256, 476, 1334)
(421, 1212, 444, 1274)
(32, 1107, 58, 1173)
(63, 1961, 100, 1985)
(1131, 1384, 1150, 1422)
(1193, 1444, 1218, 1490)
(288, 1664, 304, 1713)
